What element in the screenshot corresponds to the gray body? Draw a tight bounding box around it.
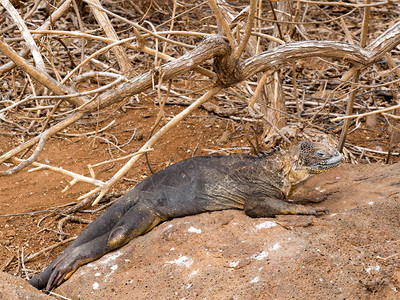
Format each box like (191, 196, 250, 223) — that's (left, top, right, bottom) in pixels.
(134, 155, 283, 217)
(28, 141, 342, 291)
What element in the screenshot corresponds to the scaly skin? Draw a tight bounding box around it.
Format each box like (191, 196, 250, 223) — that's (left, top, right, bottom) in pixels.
(28, 140, 342, 291)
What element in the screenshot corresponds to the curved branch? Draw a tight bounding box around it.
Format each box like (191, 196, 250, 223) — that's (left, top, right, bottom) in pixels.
(0, 132, 49, 176)
(241, 21, 400, 80)
(241, 41, 370, 80)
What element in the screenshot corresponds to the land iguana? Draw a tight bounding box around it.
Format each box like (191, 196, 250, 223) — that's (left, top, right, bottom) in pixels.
(28, 140, 342, 291)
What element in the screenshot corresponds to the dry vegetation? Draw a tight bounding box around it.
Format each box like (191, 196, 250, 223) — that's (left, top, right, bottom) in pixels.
(1, 0, 400, 284)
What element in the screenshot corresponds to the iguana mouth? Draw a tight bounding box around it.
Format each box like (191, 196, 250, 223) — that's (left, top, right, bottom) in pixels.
(308, 152, 342, 174)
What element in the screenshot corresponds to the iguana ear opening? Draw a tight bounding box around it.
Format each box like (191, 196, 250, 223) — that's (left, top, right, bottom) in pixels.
(294, 158, 305, 168)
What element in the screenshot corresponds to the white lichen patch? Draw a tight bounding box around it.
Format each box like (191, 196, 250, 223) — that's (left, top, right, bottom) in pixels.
(250, 276, 260, 283)
(253, 251, 268, 260)
(269, 243, 281, 251)
(315, 186, 327, 193)
(188, 269, 199, 278)
(87, 263, 98, 269)
(229, 261, 240, 268)
(255, 221, 277, 230)
(99, 251, 122, 265)
(104, 264, 119, 281)
(188, 226, 202, 234)
(166, 255, 194, 268)
(111, 264, 118, 271)
(93, 282, 99, 290)
(94, 272, 101, 277)
(365, 265, 380, 273)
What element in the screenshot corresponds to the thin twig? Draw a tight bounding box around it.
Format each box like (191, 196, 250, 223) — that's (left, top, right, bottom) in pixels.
(0, 132, 49, 175)
(208, 0, 236, 50)
(5, 156, 106, 189)
(86, 0, 133, 74)
(331, 103, 400, 122)
(232, 0, 256, 60)
(0, 0, 73, 75)
(25, 237, 76, 262)
(0, 37, 79, 104)
(0, 0, 45, 70)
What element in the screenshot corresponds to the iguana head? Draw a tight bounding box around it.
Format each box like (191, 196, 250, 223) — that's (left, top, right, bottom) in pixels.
(284, 140, 342, 186)
(294, 140, 342, 173)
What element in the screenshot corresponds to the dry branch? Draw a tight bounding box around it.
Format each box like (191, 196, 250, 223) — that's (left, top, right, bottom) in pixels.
(208, 0, 236, 50)
(25, 237, 76, 263)
(81, 0, 195, 49)
(0, 34, 229, 168)
(0, 111, 85, 167)
(4, 157, 105, 189)
(0, 38, 81, 104)
(0, 0, 45, 71)
(89, 86, 223, 205)
(0, 132, 48, 175)
(296, 0, 398, 8)
(232, 0, 256, 60)
(85, 0, 133, 74)
(0, 0, 73, 75)
(331, 104, 400, 122)
(87, 35, 229, 111)
(337, 0, 372, 151)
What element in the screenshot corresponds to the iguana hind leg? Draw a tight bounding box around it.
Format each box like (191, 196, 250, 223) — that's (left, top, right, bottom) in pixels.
(107, 202, 163, 248)
(244, 193, 328, 218)
(29, 202, 162, 291)
(28, 198, 134, 290)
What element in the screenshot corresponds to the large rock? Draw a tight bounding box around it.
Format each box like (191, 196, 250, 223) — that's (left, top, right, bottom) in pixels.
(53, 163, 400, 299)
(0, 271, 54, 300)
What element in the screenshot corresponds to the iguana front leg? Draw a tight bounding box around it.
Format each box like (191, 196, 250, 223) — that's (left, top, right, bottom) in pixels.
(244, 193, 328, 218)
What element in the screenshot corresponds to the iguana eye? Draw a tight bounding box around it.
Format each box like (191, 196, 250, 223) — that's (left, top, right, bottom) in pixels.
(316, 150, 326, 158)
